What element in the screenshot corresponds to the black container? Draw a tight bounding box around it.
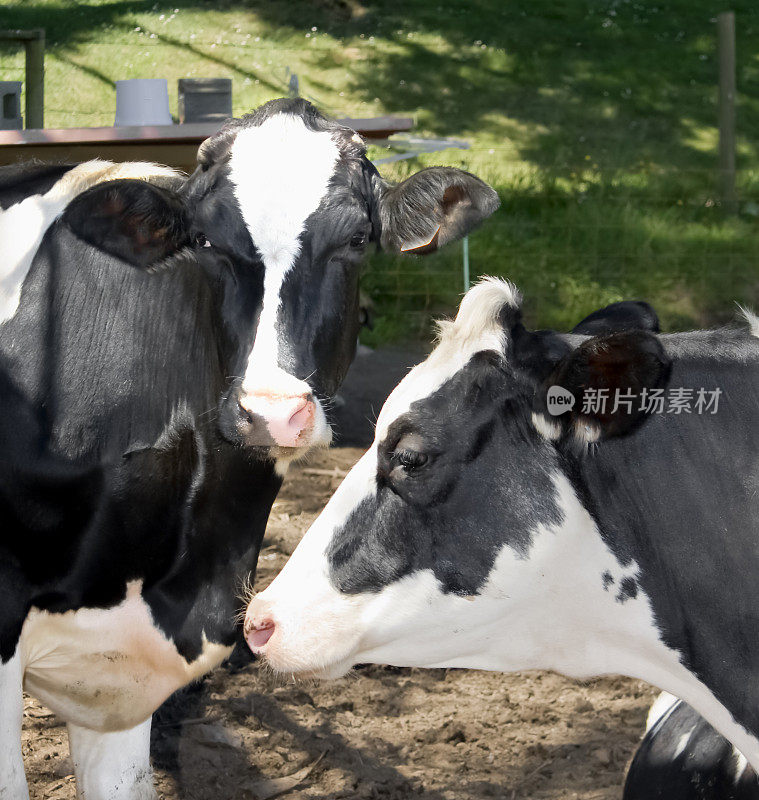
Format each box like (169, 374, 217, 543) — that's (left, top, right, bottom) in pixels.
(178, 78, 232, 124)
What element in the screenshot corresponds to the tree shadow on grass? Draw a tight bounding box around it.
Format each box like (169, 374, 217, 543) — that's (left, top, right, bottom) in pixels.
(310, 0, 759, 172)
(3, 0, 759, 174)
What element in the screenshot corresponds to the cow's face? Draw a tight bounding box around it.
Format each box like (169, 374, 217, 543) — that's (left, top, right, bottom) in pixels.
(196, 100, 499, 461)
(244, 279, 670, 676)
(63, 99, 500, 464)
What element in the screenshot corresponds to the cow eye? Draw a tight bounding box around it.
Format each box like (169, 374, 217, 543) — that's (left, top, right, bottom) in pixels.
(395, 448, 428, 470)
(195, 233, 211, 248)
(350, 231, 368, 249)
(391, 432, 429, 472)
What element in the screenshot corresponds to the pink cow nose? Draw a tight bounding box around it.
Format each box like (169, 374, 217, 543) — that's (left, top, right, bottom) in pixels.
(244, 599, 276, 651)
(238, 391, 315, 447)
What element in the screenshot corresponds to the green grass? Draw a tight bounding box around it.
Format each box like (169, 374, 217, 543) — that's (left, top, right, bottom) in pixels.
(3, 0, 759, 341)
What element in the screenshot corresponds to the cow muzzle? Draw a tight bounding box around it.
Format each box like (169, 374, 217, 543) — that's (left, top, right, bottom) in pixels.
(243, 591, 357, 678)
(238, 389, 315, 448)
(220, 371, 331, 453)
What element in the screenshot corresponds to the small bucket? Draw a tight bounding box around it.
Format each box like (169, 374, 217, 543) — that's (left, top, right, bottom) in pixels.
(114, 79, 172, 126)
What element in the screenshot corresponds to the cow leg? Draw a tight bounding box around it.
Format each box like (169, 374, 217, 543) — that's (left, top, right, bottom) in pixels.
(68, 718, 155, 800)
(0, 650, 28, 800)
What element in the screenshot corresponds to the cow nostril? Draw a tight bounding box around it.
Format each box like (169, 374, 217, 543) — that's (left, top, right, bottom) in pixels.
(245, 618, 276, 650)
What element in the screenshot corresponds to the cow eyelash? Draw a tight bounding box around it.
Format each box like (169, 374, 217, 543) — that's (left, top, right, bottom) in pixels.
(394, 448, 428, 470)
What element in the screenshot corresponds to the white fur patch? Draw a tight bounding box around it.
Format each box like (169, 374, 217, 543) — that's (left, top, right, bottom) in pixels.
(0, 160, 180, 325)
(531, 412, 562, 441)
(572, 421, 601, 446)
(376, 277, 519, 440)
(433, 276, 519, 357)
(68, 718, 154, 800)
(20, 581, 230, 732)
(738, 305, 759, 339)
(673, 726, 697, 758)
(229, 114, 340, 378)
(734, 749, 750, 783)
(0, 650, 28, 799)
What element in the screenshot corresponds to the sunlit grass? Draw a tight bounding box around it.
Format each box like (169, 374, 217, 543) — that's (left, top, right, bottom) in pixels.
(2, 0, 759, 340)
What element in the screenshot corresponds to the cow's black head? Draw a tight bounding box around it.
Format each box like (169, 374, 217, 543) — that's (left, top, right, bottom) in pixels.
(63, 99, 500, 465)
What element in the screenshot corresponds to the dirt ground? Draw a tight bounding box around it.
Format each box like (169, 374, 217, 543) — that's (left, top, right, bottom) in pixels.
(23, 445, 658, 800)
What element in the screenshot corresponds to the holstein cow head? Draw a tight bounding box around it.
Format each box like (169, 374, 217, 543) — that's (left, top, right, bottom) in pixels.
(63, 98, 499, 462)
(244, 278, 671, 676)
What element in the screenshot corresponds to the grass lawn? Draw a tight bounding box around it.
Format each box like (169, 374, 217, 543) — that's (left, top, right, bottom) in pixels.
(2, 0, 759, 341)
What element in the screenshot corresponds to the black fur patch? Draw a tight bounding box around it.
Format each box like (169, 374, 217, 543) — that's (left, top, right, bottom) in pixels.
(616, 576, 638, 603)
(328, 355, 564, 596)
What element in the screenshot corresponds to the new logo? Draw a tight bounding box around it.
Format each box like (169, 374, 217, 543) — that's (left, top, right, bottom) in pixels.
(546, 385, 575, 416)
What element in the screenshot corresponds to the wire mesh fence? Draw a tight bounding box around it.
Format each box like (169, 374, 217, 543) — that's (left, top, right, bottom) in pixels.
(2, 12, 759, 343)
(360, 163, 759, 344)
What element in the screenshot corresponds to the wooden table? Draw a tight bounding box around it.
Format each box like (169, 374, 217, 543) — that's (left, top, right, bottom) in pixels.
(0, 116, 414, 174)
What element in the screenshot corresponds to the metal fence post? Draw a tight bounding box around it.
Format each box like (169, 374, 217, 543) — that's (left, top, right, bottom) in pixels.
(718, 12, 737, 214)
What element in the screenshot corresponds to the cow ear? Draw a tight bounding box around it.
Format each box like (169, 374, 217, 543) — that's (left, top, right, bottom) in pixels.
(533, 331, 671, 443)
(62, 179, 191, 269)
(197, 117, 240, 169)
(571, 300, 660, 336)
(378, 167, 500, 255)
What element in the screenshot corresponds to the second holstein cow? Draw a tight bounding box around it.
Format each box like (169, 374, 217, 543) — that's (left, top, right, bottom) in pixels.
(0, 98, 499, 799)
(624, 692, 757, 800)
(246, 277, 759, 786)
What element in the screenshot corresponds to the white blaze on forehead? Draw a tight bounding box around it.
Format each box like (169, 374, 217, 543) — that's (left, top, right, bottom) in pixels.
(375, 277, 520, 440)
(0, 160, 180, 325)
(228, 113, 340, 377)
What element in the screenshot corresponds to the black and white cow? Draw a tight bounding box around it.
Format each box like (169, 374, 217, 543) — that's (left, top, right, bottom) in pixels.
(0, 97, 499, 799)
(246, 277, 759, 787)
(624, 692, 758, 800)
